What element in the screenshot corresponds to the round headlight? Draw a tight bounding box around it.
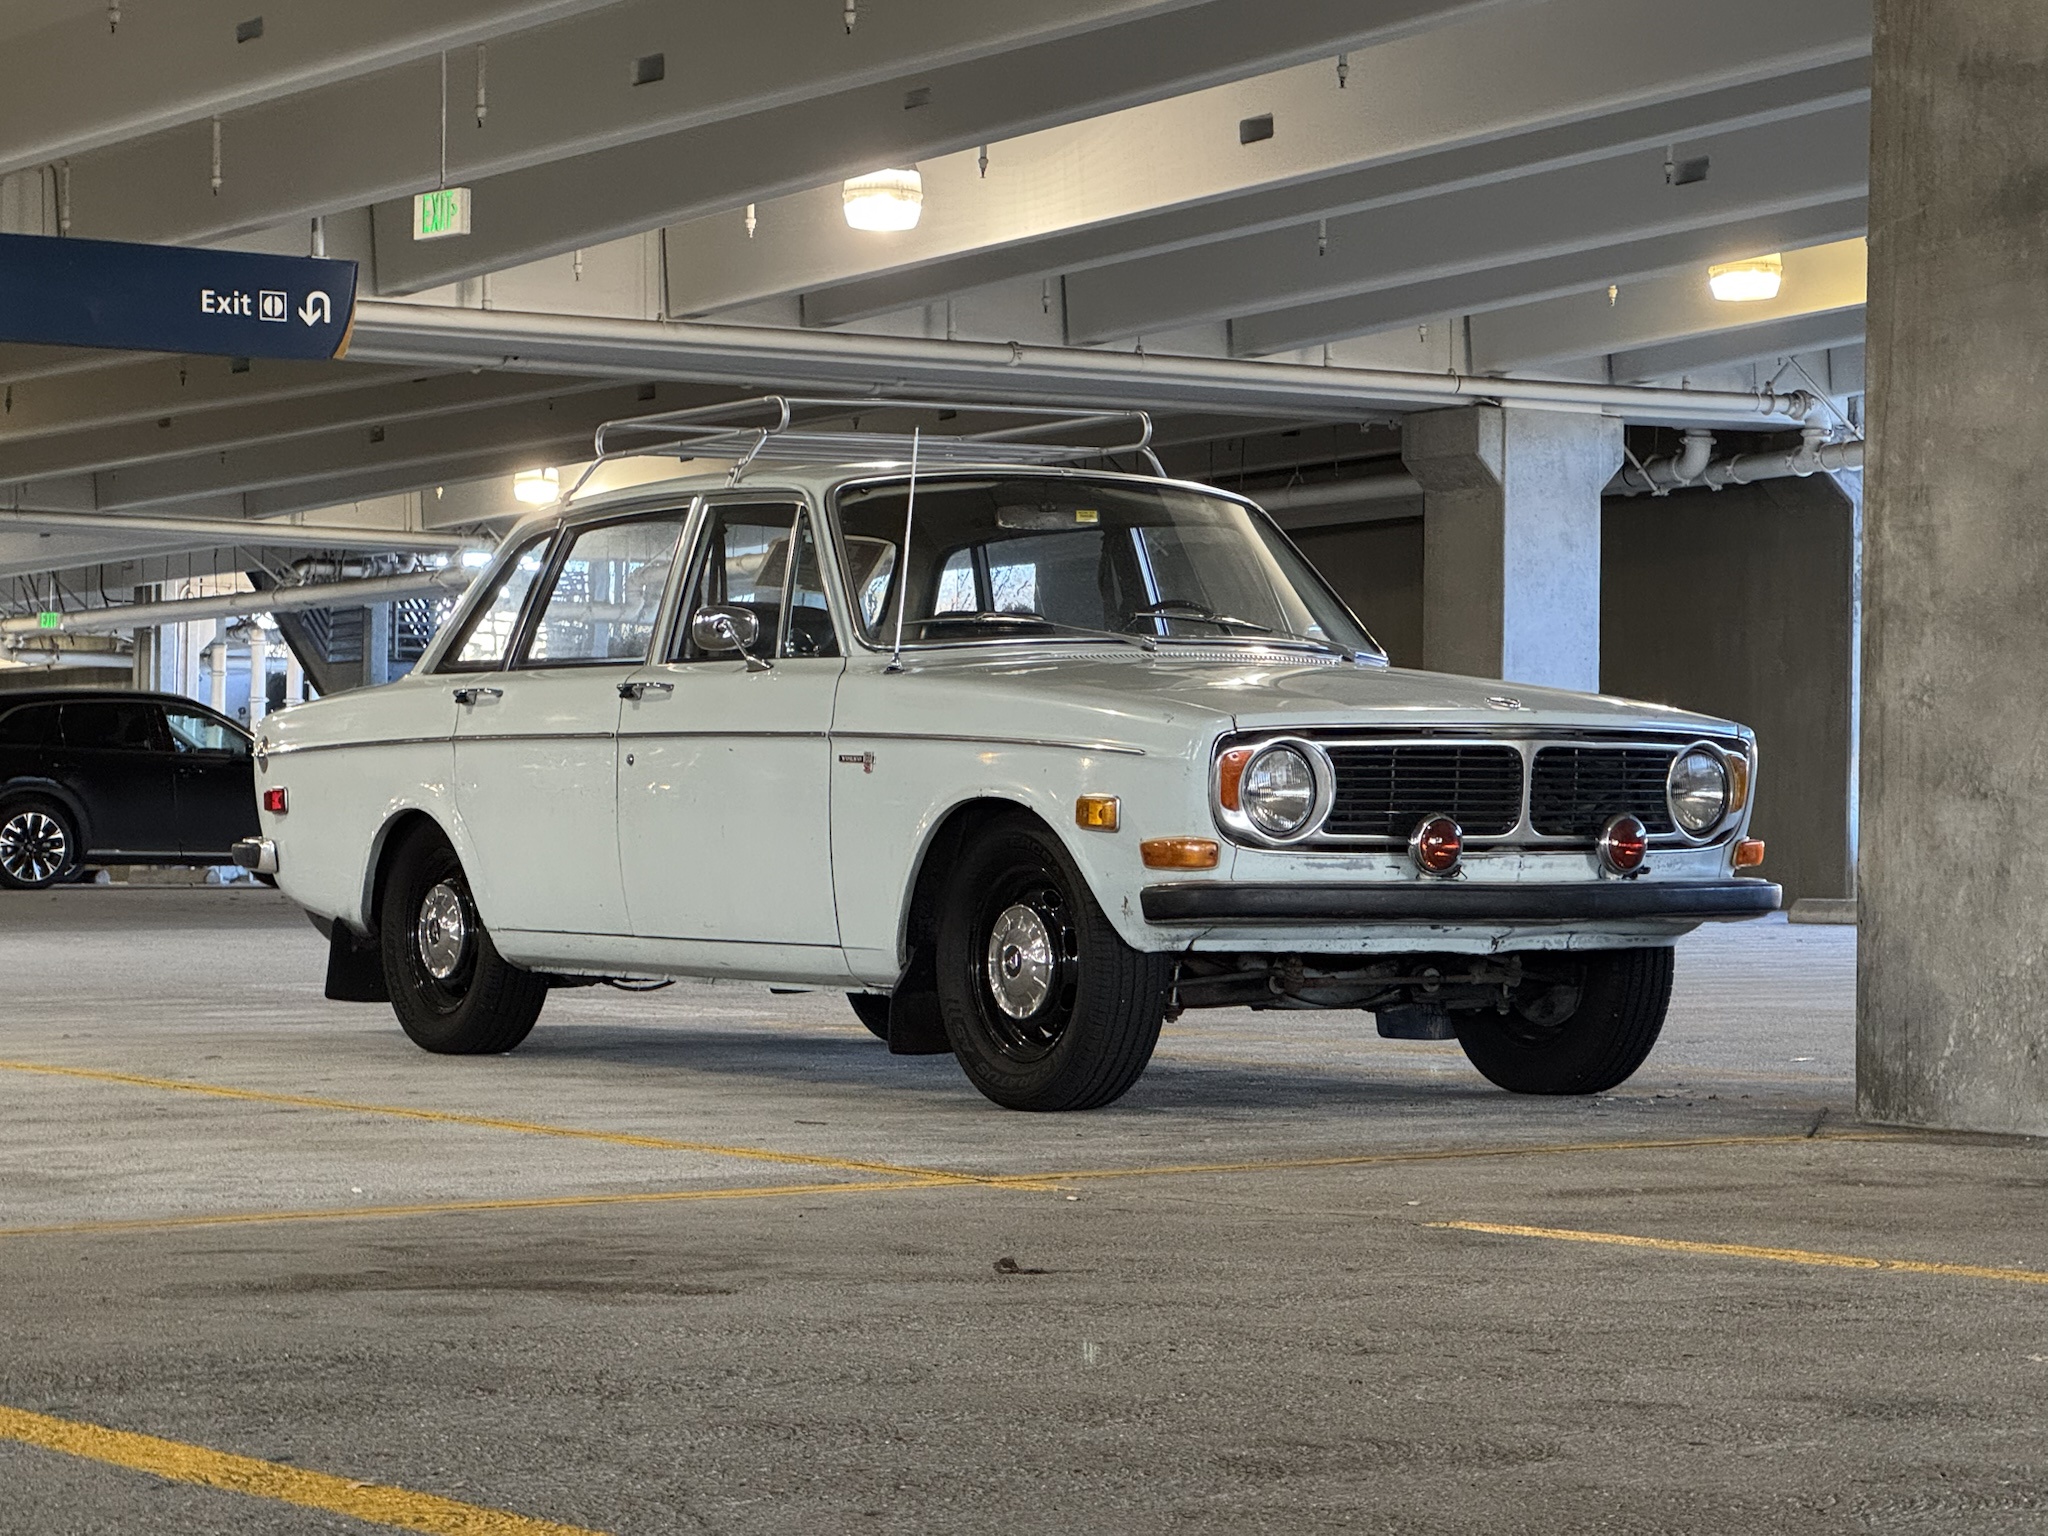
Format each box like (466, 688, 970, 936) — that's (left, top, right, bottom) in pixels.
(1667, 747, 1730, 836)
(1240, 745, 1318, 837)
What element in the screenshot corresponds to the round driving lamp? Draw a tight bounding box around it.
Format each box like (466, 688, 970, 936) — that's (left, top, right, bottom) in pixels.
(1598, 813, 1648, 875)
(1239, 745, 1318, 837)
(1409, 813, 1463, 877)
(1666, 746, 1731, 836)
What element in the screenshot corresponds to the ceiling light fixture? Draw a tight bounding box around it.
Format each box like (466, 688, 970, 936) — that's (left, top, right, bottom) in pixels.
(842, 167, 923, 231)
(513, 466, 560, 504)
(1707, 252, 1783, 302)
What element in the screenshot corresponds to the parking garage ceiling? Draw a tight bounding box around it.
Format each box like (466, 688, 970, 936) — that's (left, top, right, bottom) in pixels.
(0, 0, 1872, 610)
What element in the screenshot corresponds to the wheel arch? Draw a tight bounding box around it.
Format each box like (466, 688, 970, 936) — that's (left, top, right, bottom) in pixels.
(358, 808, 452, 939)
(895, 794, 1070, 972)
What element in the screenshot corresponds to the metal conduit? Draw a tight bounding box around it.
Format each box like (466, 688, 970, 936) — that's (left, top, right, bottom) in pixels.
(345, 301, 1822, 430)
(0, 566, 472, 638)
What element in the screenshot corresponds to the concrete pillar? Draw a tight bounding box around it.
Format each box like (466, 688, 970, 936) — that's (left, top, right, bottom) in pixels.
(363, 604, 393, 688)
(284, 646, 305, 706)
(1860, 1, 2048, 1134)
(1401, 405, 1622, 691)
(207, 621, 228, 714)
(246, 627, 267, 727)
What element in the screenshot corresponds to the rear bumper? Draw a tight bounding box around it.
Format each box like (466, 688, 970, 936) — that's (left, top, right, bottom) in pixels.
(1140, 878, 1781, 925)
(230, 837, 279, 875)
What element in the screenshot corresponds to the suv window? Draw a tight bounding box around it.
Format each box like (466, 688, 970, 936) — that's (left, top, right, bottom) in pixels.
(0, 703, 61, 746)
(443, 533, 554, 669)
(164, 707, 247, 755)
(671, 503, 836, 662)
(62, 700, 164, 750)
(521, 513, 687, 666)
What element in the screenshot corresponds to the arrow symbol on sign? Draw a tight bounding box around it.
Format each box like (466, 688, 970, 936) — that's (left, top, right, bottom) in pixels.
(298, 291, 332, 326)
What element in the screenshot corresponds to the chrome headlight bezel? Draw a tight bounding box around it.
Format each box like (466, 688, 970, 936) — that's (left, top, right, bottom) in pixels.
(1666, 743, 1733, 840)
(1214, 737, 1335, 846)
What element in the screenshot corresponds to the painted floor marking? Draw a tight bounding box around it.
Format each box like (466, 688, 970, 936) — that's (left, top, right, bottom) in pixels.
(0, 1176, 955, 1242)
(0, 1057, 1048, 1190)
(0, 1403, 605, 1535)
(1435, 1219, 2048, 1287)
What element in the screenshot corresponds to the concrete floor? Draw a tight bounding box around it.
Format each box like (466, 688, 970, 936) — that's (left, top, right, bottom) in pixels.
(1, 888, 2042, 1535)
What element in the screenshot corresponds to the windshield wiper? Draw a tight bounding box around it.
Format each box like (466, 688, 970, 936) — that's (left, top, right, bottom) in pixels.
(914, 611, 1157, 651)
(1125, 598, 1273, 634)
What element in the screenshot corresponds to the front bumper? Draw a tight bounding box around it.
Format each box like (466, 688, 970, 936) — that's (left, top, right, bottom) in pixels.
(1140, 878, 1780, 925)
(231, 837, 279, 875)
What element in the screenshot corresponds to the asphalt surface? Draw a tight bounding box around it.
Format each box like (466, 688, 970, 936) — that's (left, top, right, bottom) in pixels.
(1, 888, 2042, 1535)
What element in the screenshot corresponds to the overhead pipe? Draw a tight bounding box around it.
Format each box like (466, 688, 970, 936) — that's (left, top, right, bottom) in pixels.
(0, 507, 475, 554)
(1610, 427, 1865, 496)
(346, 300, 1823, 430)
(0, 565, 472, 638)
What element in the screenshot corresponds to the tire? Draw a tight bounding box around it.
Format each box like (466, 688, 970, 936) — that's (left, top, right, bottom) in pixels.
(0, 797, 78, 891)
(935, 813, 1172, 1111)
(1453, 947, 1673, 1095)
(847, 992, 892, 1040)
(378, 826, 546, 1054)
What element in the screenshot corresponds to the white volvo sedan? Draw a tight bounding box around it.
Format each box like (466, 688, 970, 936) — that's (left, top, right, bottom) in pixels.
(240, 402, 1777, 1111)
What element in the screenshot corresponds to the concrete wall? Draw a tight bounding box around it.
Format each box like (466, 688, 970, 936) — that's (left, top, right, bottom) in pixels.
(1859, 0, 2048, 1134)
(1602, 476, 1857, 907)
(1292, 475, 1858, 907)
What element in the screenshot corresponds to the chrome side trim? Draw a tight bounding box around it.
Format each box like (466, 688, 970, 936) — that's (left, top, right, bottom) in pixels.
(834, 730, 1146, 757)
(263, 736, 448, 757)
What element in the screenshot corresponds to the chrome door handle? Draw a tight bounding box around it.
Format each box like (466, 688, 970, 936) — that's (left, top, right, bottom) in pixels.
(617, 680, 675, 701)
(452, 686, 504, 704)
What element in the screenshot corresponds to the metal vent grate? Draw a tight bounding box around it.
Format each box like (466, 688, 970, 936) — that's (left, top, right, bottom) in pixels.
(1322, 744, 1524, 839)
(1529, 746, 1678, 837)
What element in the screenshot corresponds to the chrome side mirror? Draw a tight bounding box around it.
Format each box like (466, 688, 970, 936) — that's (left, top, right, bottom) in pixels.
(690, 605, 772, 672)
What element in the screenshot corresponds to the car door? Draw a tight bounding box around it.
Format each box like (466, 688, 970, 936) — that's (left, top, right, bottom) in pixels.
(452, 509, 687, 937)
(57, 699, 178, 856)
(616, 498, 843, 946)
(163, 704, 257, 858)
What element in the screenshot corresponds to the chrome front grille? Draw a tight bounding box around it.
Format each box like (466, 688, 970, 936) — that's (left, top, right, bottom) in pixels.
(1528, 746, 1679, 837)
(1323, 744, 1524, 838)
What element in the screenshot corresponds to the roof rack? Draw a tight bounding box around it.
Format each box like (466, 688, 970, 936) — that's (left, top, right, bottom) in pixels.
(565, 395, 1161, 498)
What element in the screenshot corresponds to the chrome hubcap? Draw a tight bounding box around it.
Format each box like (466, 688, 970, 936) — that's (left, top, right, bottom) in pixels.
(0, 811, 67, 885)
(985, 903, 1056, 1019)
(415, 881, 470, 981)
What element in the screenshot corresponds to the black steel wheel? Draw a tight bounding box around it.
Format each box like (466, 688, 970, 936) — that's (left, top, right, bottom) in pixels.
(935, 813, 1172, 1111)
(1453, 947, 1673, 1095)
(0, 798, 78, 891)
(379, 826, 546, 1054)
(847, 992, 893, 1040)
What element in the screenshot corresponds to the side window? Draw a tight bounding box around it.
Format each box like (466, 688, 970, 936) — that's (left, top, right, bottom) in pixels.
(522, 513, 687, 666)
(0, 703, 61, 746)
(164, 708, 247, 756)
(61, 701, 166, 751)
(784, 515, 840, 659)
(670, 503, 799, 662)
(445, 532, 553, 669)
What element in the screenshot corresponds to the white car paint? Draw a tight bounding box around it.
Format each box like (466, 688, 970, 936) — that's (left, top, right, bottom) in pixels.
(253, 462, 1767, 989)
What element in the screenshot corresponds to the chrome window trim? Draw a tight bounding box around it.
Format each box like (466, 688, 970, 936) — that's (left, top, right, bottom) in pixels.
(1210, 729, 1752, 852)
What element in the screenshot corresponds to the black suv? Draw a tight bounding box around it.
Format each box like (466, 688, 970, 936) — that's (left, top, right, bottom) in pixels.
(0, 689, 259, 889)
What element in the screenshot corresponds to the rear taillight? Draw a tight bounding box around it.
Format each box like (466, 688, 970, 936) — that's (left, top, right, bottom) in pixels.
(262, 787, 288, 815)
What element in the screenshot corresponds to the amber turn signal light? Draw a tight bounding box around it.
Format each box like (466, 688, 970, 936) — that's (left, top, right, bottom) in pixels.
(1141, 837, 1220, 870)
(1726, 752, 1752, 813)
(262, 787, 287, 815)
(1216, 747, 1255, 812)
(1733, 838, 1766, 869)
(1075, 794, 1120, 831)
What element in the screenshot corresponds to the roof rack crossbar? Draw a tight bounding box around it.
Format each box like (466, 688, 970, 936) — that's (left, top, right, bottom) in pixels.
(565, 395, 1159, 499)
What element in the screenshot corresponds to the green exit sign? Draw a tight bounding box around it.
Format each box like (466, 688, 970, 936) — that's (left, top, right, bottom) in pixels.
(36, 612, 60, 630)
(413, 187, 472, 241)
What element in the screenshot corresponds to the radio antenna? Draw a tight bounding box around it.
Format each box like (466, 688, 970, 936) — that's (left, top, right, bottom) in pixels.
(885, 426, 921, 673)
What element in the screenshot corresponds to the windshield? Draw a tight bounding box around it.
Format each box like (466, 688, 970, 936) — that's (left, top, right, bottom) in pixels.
(832, 475, 1381, 656)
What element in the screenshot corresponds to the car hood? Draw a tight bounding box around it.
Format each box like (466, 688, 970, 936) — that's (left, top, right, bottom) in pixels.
(893, 646, 1745, 741)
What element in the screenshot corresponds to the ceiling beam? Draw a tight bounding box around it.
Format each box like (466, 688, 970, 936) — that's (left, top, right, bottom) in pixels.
(1228, 198, 1867, 356)
(0, 355, 421, 444)
(0, 0, 630, 177)
(1608, 310, 1867, 384)
(650, 0, 1869, 321)
(1465, 236, 1867, 372)
(1062, 102, 1869, 347)
(365, 0, 1529, 293)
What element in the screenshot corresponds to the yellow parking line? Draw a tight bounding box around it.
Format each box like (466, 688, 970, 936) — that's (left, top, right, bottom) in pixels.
(1008, 1130, 1902, 1186)
(0, 1058, 1046, 1190)
(1433, 1219, 2048, 1287)
(0, 1176, 956, 1243)
(0, 1403, 606, 1535)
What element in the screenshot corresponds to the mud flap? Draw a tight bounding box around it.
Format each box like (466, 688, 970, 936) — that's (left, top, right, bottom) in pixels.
(887, 944, 952, 1055)
(324, 923, 390, 1003)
